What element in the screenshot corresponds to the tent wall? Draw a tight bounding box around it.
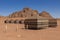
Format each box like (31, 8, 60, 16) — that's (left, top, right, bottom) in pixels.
(24, 19, 57, 29)
(48, 19, 57, 27)
(24, 19, 49, 29)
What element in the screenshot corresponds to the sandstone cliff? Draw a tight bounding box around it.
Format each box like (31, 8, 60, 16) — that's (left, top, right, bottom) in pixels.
(39, 11, 53, 19)
(9, 8, 38, 18)
(8, 7, 53, 19)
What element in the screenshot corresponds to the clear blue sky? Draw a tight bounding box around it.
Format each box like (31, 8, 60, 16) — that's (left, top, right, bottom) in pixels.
(0, 0, 60, 18)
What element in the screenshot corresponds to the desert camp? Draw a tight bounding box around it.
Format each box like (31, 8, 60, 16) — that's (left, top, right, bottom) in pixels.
(0, 7, 59, 40)
(3, 8, 57, 29)
(0, 0, 60, 40)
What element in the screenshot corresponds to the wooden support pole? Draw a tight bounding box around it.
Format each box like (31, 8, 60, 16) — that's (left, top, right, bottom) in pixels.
(16, 24, 19, 32)
(4, 24, 7, 33)
(6, 24, 7, 32)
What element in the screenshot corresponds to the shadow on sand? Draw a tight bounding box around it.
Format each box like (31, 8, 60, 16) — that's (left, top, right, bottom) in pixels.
(21, 26, 57, 30)
(21, 28, 47, 30)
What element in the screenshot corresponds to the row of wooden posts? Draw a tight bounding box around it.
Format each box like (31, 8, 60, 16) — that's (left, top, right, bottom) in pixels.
(4, 24, 19, 32)
(4, 20, 24, 32)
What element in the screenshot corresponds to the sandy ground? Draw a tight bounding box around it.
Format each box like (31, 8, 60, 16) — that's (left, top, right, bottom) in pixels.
(0, 19, 60, 40)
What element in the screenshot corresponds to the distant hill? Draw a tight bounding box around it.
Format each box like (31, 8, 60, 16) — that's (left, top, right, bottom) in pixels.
(8, 8, 38, 18)
(8, 7, 53, 19)
(0, 16, 5, 18)
(39, 11, 53, 19)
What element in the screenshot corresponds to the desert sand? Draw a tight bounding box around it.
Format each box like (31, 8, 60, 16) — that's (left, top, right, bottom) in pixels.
(0, 18, 60, 40)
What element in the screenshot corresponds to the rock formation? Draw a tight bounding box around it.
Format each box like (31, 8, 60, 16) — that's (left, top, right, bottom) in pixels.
(0, 16, 5, 18)
(39, 11, 53, 19)
(8, 7, 53, 19)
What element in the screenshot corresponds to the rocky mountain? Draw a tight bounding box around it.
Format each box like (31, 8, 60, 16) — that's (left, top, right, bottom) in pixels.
(0, 16, 5, 18)
(39, 11, 53, 19)
(8, 8, 38, 18)
(8, 7, 53, 19)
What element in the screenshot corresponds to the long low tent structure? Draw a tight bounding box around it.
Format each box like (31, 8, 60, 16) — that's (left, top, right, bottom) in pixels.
(4, 15, 57, 29)
(24, 15, 57, 29)
(48, 19, 57, 27)
(4, 19, 24, 24)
